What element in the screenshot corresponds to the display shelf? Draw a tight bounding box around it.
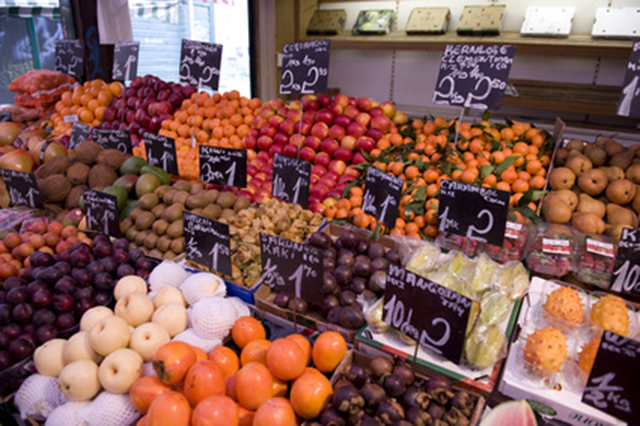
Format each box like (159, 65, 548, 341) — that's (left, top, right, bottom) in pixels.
(303, 30, 633, 58)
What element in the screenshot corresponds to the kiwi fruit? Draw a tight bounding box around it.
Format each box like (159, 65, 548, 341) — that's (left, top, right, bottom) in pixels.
(233, 196, 251, 212)
(120, 218, 133, 234)
(202, 204, 222, 220)
(155, 185, 171, 199)
(157, 235, 172, 252)
(203, 189, 220, 204)
(191, 208, 203, 216)
(129, 207, 144, 222)
(152, 219, 170, 235)
(190, 183, 204, 195)
(172, 191, 189, 205)
(163, 189, 177, 205)
(172, 181, 191, 192)
(151, 203, 166, 218)
(125, 227, 138, 241)
(135, 212, 156, 231)
(171, 237, 185, 253)
(167, 220, 184, 238)
(162, 203, 184, 222)
(143, 233, 159, 250)
(139, 193, 159, 210)
(186, 194, 208, 210)
(220, 209, 235, 221)
(134, 230, 151, 246)
(163, 251, 177, 260)
(148, 249, 163, 259)
(217, 192, 236, 209)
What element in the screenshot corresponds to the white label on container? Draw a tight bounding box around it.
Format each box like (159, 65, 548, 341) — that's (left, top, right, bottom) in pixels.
(586, 238, 615, 258)
(505, 221, 522, 240)
(63, 114, 78, 123)
(542, 238, 571, 255)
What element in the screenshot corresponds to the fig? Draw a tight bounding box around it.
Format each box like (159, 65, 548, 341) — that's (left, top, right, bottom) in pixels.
(382, 374, 406, 398)
(360, 383, 386, 408)
(327, 307, 342, 324)
(334, 266, 353, 287)
(339, 306, 365, 329)
(324, 257, 336, 271)
(333, 382, 365, 414)
(320, 406, 346, 426)
(322, 295, 340, 314)
(385, 249, 401, 265)
(406, 407, 431, 426)
(337, 254, 355, 268)
(339, 291, 356, 306)
(288, 298, 308, 314)
(426, 401, 445, 420)
(377, 399, 405, 425)
(350, 277, 367, 294)
(367, 243, 385, 259)
(401, 386, 430, 410)
(371, 257, 389, 271)
(338, 229, 358, 249)
(353, 257, 373, 278)
(273, 292, 291, 308)
(345, 362, 372, 388)
(324, 247, 337, 259)
(356, 239, 370, 254)
(393, 362, 415, 386)
(323, 272, 338, 295)
(310, 231, 332, 249)
(370, 356, 393, 379)
(368, 271, 387, 293)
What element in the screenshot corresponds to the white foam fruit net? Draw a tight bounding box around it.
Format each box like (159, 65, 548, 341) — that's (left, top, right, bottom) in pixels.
(143, 361, 156, 377)
(180, 272, 226, 305)
(191, 297, 241, 340)
(44, 401, 90, 426)
(80, 391, 140, 426)
(173, 328, 222, 353)
(15, 374, 66, 421)
(149, 260, 189, 291)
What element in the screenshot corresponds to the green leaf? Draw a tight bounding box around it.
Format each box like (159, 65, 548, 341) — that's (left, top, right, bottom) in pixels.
(481, 109, 492, 121)
(361, 148, 373, 162)
(400, 126, 416, 140)
(493, 155, 520, 176)
(510, 206, 542, 224)
(480, 164, 495, 179)
(414, 185, 427, 202)
(368, 222, 382, 241)
(330, 217, 349, 225)
(489, 139, 502, 152)
(407, 202, 425, 215)
(352, 162, 370, 172)
(504, 117, 514, 127)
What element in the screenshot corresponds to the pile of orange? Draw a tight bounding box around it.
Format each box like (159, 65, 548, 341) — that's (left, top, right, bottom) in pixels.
(324, 117, 554, 240)
(130, 316, 347, 426)
(133, 90, 262, 181)
(48, 79, 123, 136)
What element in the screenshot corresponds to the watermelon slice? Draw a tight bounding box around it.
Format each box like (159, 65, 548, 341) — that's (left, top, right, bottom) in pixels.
(480, 400, 537, 426)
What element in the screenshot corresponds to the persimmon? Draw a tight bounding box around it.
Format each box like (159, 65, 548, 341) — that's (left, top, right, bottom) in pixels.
(129, 376, 172, 414)
(238, 406, 255, 426)
(191, 395, 239, 426)
(147, 390, 191, 426)
(232, 316, 266, 349)
(193, 346, 208, 361)
(289, 368, 333, 419)
(153, 341, 198, 385)
(285, 334, 311, 366)
(184, 360, 226, 407)
(271, 376, 288, 397)
(312, 332, 347, 373)
(253, 397, 297, 426)
(240, 339, 271, 366)
(225, 375, 238, 401)
(235, 362, 273, 411)
(209, 346, 240, 377)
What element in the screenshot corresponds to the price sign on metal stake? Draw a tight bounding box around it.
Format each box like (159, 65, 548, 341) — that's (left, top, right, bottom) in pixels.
(113, 41, 140, 82)
(610, 228, 640, 296)
(183, 211, 232, 276)
(272, 154, 311, 208)
(83, 189, 121, 237)
(91, 129, 132, 154)
(0, 170, 43, 209)
(362, 167, 403, 229)
(143, 132, 178, 175)
(280, 40, 330, 94)
(55, 39, 84, 78)
(180, 40, 223, 91)
(69, 122, 90, 149)
(199, 146, 247, 188)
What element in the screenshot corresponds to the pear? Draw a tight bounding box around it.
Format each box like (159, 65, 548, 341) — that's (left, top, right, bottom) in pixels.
(584, 143, 596, 155)
(605, 224, 633, 242)
(609, 150, 635, 171)
(565, 154, 593, 177)
(553, 189, 579, 211)
(632, 189, 640, 214)
(625, 164, 640, 185)
(606, 179, 637, 205)
(586, 146, 607, 167)
(548, 167, 576, 190)
(603, 139, 625, 157)
(555, 148, 569, 166)
(599, 166, 625, 182)
(571, 212, 605, 234)
(543, 196, 572, 223)
(577, 193, 606, 218)
(566, 139, 585, 153)
(577, 169, 608, 196)
(566, 149, 584, 161)
(606, 204, 638, 228)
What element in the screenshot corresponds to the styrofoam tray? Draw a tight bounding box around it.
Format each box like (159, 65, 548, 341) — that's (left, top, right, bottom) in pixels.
(521, 7, 574, 37)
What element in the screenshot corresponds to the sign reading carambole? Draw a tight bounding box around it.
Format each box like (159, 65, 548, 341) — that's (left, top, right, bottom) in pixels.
(55, 39, 84, 77)
(280, 39, 330, 94)
(143, 132, 178, 176)
(183, 211, 232, 276)
(0, 169, 43, 209)
(180, 39, 223, 91)
(362, 167, 403, 229)
(90, 128, 132, 154)
(272, 154, 311, 209)
(383, 264, 472, 364)
(113, 41, 140, 82)
(433, 44, 515, 110)
(610, 228, 640, 296)
(617, 41, 640, 118)
(83, 189, 121, 237)
(199, 145, 247, 188)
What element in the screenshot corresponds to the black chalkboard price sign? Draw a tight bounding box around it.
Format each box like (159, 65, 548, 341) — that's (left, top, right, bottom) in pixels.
(383, 264, 472, 364)
(113, 41, 140, 82)
(362, 167, 403, 229)
(581, 331, 639, 424)
(183, 211, 232, 276)
(272, 154, 311, 208)
(55, 39, 84, 77)
(438, 180, 509, 247)
(143, 132, 178, 176)
(83, 189, 121, 237)
(433, 44, 515, 110)
(259, 233, 323, 303)
(199, 145, 247, 188)
(69, 122, 90, 149)
(91, 129, 132, 154)
(0, 169, 43, 209)
(617, 41, 640, 118)
(610, 228, 640, 296)
(280, 40, 330, 94)
(180, 39, 223, 91)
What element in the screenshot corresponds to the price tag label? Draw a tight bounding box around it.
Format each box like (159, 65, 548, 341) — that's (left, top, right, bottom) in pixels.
(438, 180, 509, 247)
(581, 331, 640, 424)
(183, 211, 232, 276)
(143, 132, 178, 176)
(0, 170, 43, 209)
(259, 233, 323, 303)
(617, 41, 640, 118)
(433, 44, 515, 110)
(63, 115, 78, 124)
(610, 228, 640, 295)
(69, 122, 90, 149)
(280, 40, 330, 94)
(362, 167, 403, 229)
(113, 41, 140, 82)
(199, 146, 247, 188)
(83, 189, 121, 237)
(91, 129, 132, 154)
(272, 154, 311, 208)
(180, 39, 223, 91)
(55, 39, 84, 77)
(384, 264, 472, 364)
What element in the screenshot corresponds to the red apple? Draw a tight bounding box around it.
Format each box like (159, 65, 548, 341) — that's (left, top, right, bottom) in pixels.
(249, 128, 259, 138)
(345, 166, 360, 177)
(353, 112, 371, 127)
(268, 115, 284, 128)
(258, 151, 270, 161)
(310, 183, 330, 198)
(278, 119, 295, 135)
(311, 164, 327, 177)
(311, 122, 329, 140)
(255, 171, 269, 182)
(248, 177, 263, 189)
(289, 100, 301, 110)
(246, 164, 258, 177)
(319, 138, 339, 155)
(365, 128, 383, 142)
(251, 157, 265, 170)
(369, 106, 384, 117)
(356, 136, 376, 153)
(289, 134, 303, 148)
(333, 94, 349, 109)
(309, 202, 325, 215)
(338, 174, 356, 184)
(310, 175, 319, 185)
(348, 97, 356, 106)
(328, 160, 347, 176)
(237, 190, 254, 199)
(344, 105, 359, 119)
(303, 136, 321, 151)
(352, 151, 367, 165)
(299, 146, 316, 162)
(346, 122, 367, 139)
(276, 106, 289, 117)
(329, 125, 346, 141)
(370, 115, 392, 133)
(334, 114, 351, 129)
(260, 124, 277, 138)
(356, 97, 372, 111)
(259, 107, 275, 119)
(393, 112, 409, 125)
(318, 94, 331, 108)
(314, 152, 331, 168)
(293, 120, 311, 136)
(302, 98, 319, 112)
(282, 143, 298, 158)
(319, 176, 337, 189)
(252, 115, 267, 129)
(273, 132, 289, 145)
(315, 109, 334, 126)
(271, 98, 286, 110)
(286, 109, 301, 122)
(341, 135, 356, 150)
(334, 147, 354, 163)
(269, 144, 283, 156)
(327, 103, 343, 116)
(380, 101, 396, 118)
(257, 136, 274, 151)
(303, 111, 316, 123)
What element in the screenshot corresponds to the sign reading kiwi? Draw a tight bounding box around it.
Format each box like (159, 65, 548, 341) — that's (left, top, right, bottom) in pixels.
(617, 41, 640, 118)
(55, 39, 84, 77)
(113, 41, 140, 82)
(581, 331, 639, 424)
(183, 211, 232, 276)
(179, 39, 223, 91)
(0, 169, 43, 209)
(90, 129, 132, 155)
(610, 228, 640, 296)
(259, 232, 323, 303)
(83, 189, 121, 237)
(383, 264, 472, 364)
(438, 180, 509, 247)
(280, 39, 330, 94)
(198, 145, 247, 188)
(69, 122, 90, 149)
(433, 44, 515, 110)
(143, 132, 178, 176)
(362, 167, 403, 228)
(272, 154, 311, 208)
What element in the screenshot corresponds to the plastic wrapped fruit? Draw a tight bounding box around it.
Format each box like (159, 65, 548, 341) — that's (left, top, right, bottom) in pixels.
(479, 291, 511, 326)
(522, 326, 568, 375)
(573, 233, 617, 289)
(525, 224, 575, 277)
(590, 294, 630, 337)
(481, 214, 533, 263)
(493, 261, 529, 300)
(464, 324, 506, 368)
(577, 337, 601, 376)
(435, 232, 479, 257)
(542, 285, 584, 328)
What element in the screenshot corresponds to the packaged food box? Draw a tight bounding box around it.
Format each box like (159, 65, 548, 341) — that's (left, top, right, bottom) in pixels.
(405, 7, 450, 35)
(307, 9, 347, 35)
(352, 10, 394, 35)
(457, 5, 506, 36)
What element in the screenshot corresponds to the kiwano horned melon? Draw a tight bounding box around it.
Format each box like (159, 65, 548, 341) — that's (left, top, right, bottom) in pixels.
(591, 295, 630, 337)
(522, 326, 568, 374)
(578, 337, 601, 375)
(543, 286, 584, 325)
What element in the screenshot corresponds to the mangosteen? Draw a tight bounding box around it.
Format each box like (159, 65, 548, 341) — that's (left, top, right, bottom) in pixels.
(288, 298, 308, 314)
(319, 406, 346, 426)
(401, 386, 430, 410)
(273, 292, 291, 309)
(392, 362, 415, 386)
(345, 362, 372, 388)
(360, 383, 386, 408)
(426, 401, 445, 420)
(450, 390, 474, 418)
(382, 374, 406, 398)
(376, 399, 405, 425)
(333, 382, 365, 414)
(367, 243, 386, 259)
(425, 377, 454, 405)
(347, 409, 365, 425)
(369, 356, 393, 379)
(339, 306, 365, 330)
(405, 407, 431, 426)
(361, 416, 382, 426)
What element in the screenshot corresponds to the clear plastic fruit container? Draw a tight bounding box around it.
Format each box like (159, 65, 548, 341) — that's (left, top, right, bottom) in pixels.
(572, 233, 617, 289)
(588, 291, 639, 340)
(534, 280, 590, 335)
(514, 336, 566, 389)
(565, 327, 603, 392)
(435, 231, 480, 257)
(525, 223, 576, 277)
(480, 213, 533, 263)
